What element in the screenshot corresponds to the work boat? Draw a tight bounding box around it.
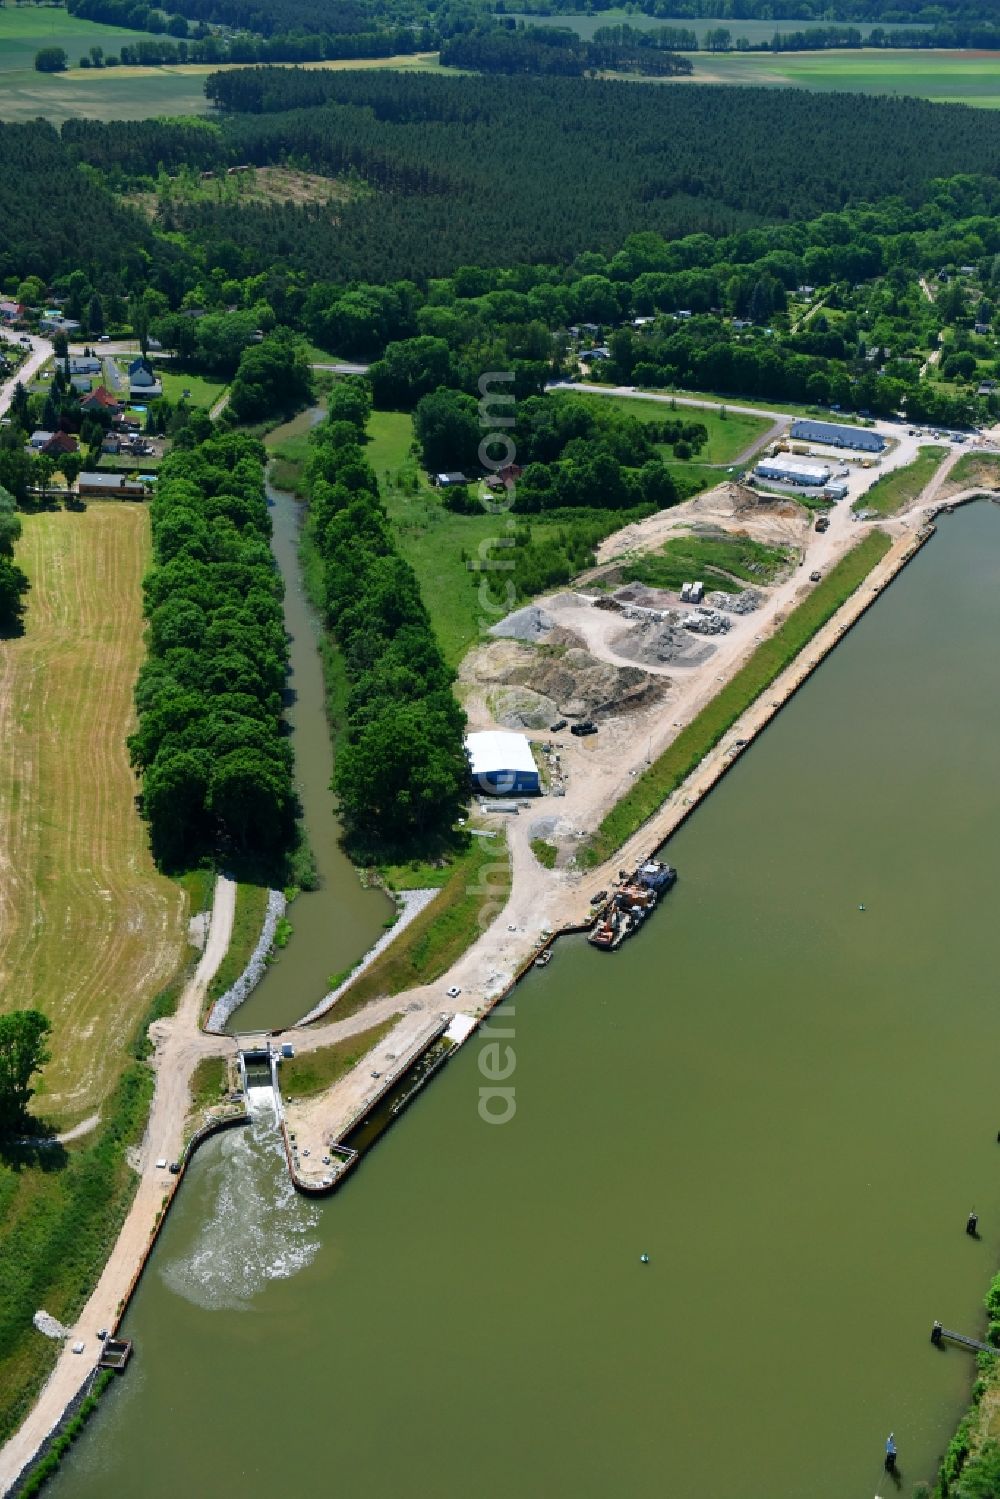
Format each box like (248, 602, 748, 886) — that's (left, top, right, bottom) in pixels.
(636, 860, 677, 894)
(587, 859, 677, 951)
(588, 905, 630, 951)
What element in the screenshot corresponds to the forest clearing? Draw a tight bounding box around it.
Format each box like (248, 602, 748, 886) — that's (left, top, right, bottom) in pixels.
(0, 506, 188, 1130)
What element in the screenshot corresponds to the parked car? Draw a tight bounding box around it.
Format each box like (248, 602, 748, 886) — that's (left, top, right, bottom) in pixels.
(809, 571, 822, 582)
(446, 985, 461, 999)
(549, 719, 567, 733)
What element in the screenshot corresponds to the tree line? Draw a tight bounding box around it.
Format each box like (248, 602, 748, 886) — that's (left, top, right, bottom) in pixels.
(440, 25, 693, 76)
(304, 392, 469, 856)
(129, 432, 294, 868)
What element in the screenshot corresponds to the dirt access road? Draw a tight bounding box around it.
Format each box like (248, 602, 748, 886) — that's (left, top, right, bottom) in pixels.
(275, 442, 988, 1163)
(0, 877, 236, 1498)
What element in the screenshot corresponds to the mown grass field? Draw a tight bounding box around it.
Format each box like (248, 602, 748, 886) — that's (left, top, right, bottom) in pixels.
(579, 529, 893, 866)
(158, 369, 227, 411)
(0, 507, 189, 1129)
(280, 1017, 399, 1099)
(587, 394, 772, 465)
(853, 445, 949, 516)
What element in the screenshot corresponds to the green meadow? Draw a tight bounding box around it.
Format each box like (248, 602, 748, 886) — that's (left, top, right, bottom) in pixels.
(0, 5, 150, 71)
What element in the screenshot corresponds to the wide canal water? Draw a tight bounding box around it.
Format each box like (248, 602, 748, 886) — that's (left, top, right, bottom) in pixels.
(51, 503, 1000, 1498)
(226, 476, 391, 1033)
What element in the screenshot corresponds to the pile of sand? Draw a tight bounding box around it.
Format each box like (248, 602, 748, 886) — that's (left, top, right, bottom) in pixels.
(462, 637, 666, 724)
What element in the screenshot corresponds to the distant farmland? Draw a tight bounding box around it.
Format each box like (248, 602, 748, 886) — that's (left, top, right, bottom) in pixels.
(682, 49, 1000, 107)
(0, 507, 188, 1129)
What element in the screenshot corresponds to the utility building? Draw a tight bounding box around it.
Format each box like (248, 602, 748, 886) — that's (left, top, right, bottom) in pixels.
(466, 731, 540, 796)
(756, 457, 831, 487)
(790, 419, 885, 453)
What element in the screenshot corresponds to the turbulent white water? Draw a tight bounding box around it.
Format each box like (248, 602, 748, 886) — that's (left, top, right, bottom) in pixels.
(159, 1118, 319, 1311)
(245, 1082, 277, 1121)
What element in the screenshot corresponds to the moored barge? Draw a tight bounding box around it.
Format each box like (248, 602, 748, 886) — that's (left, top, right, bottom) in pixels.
(587, 859, 676, 950)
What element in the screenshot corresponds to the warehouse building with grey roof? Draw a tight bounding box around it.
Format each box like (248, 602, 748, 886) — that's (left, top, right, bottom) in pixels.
(790, 419, 885, 453)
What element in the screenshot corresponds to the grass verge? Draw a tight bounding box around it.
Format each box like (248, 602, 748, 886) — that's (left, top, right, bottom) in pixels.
(852, 445, 948, 516)
(205, 883, 269, 1010)
(0, 1063, 154, 1446)
(338, 833, 510, 1015)
(578, 529, 893, 867)
(280, 1018, 401, 1101)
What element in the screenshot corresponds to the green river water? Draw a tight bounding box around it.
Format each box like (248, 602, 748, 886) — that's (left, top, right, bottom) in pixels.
(225, 481, 391, 1034)
(50, 501, 1000, 1498)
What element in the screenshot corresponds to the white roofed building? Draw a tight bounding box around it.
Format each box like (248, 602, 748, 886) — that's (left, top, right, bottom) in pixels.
(756, 457, 831, 487)
(465, 731, 540, 796)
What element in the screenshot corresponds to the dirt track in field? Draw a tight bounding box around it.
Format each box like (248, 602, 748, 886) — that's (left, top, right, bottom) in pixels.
(0, 506, 188, 1128)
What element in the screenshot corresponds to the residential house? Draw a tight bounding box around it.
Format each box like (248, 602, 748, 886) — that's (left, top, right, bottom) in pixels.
(28, 430, 55, 450)
(39, 315, 82, 335)
(69, 357, 102, 377)
(974, 322, 991, 336)
(80, 386, 121, 416)
(77, 472, 145, 499)
(128, 358, 162, 400)
(0, 301, 25, 324)
(43, 431, 78, 459)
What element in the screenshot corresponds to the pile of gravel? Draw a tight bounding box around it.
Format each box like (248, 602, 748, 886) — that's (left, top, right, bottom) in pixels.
(612, 615, 715, 668)
(489, 604, 554, 642)
(682, 608, 732, 636)
(706, 587, 762, 614)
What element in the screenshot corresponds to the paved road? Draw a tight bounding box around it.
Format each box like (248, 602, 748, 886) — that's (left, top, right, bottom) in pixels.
(0, 331, 52, 418)
(311, 361, 370, 375)
(546, 380, 794, 426)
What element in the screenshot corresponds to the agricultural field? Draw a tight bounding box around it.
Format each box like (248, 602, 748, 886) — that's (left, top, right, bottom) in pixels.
(0, 506, 189, 1130)
(0, 4, 150, 73)
(0, 45, 440, 125)
(684, 49, 1000, 108)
